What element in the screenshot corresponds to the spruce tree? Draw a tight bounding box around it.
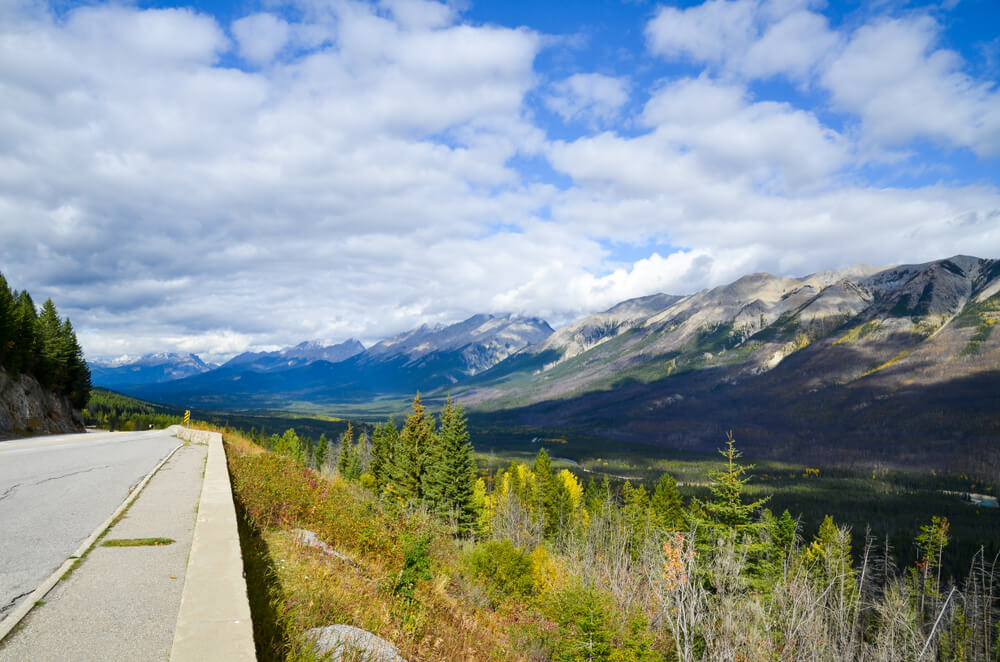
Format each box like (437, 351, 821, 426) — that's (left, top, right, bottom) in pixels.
(61, 318, 90, 408)
(314, 432, 329, 470)
(695, 432, 768, 537)
(10, 291, 37, 378)
(429, 398, 478, 535)
(372, 419, 399, 493)
(369, 423, 387, 487)
(338, 423, 355, 476)
(0, 273, 13, 366)
(532, 448, 557, 536)
(36, 299, 62, 389)
(651, 472, 685, 531)
(389, 394, 435, 503)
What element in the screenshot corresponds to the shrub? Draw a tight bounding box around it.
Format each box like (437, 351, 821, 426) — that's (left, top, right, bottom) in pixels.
(468, 539, 535, 607)
(393, 533, 433, 601)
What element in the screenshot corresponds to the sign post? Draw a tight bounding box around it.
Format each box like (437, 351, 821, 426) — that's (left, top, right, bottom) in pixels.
(183, 410, 190, 425)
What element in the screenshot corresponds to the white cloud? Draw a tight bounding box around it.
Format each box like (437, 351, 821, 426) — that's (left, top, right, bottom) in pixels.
(823, 16, 1000, 157)
(545, 73, 630, 126)
(0, 0, 997, 364)
(232, 13, 291, 65)
(550, 76, 848, 197)
(645, 0, 836, 82)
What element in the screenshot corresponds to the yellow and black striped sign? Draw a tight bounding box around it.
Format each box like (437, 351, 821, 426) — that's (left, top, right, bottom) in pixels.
(183, 410, 190, 425)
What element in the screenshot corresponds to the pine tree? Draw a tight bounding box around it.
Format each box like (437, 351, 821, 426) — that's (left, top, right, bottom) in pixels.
(10, 291, 37, 378)
(651, 472, 685, 531)
(773, 509, 797, 553)
(60, 318, 90, 408)
(0, 273, 14, 367)
(371, 419, 399, 493)
(314, 432, 329, 470)
(389, 394, 435, 503)
(428, 398, 479, 535)
(273, 428, 305, 464)
(369, 422, 387, 487)
(36, 299, 63, 390)
(338, 423, 355, 476)
(532, 448, 557, 536)
(696, 432, 768, 537)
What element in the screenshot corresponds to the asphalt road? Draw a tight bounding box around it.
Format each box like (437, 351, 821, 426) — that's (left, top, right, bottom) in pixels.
(0, 429, 181, 621)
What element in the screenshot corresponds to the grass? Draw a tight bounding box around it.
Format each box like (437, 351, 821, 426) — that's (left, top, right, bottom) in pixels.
(226, 431, 519, 662)
(101, 537, 174, 547)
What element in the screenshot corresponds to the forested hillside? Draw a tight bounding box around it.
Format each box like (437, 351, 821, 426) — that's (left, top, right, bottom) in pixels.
(0, 271, 90, 409)
(226, 396, 1000, 662)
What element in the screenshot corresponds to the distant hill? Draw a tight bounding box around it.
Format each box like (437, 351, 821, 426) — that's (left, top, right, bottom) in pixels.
(128, 314, 553, 406)
(460, 255, 1000, 470)
(117, 255, 1000, 471)
(90, 352, 211, 389)
(222, 339, 365, 373)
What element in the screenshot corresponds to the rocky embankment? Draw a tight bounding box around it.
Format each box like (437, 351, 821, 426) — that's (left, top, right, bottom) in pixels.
(0, 368, 83, 438)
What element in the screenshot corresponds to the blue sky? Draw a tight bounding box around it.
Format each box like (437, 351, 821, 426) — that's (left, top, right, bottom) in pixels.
(0, 0, 998, 361)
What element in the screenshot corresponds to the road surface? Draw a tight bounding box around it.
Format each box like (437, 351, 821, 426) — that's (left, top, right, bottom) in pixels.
(0, 429, 181, 620)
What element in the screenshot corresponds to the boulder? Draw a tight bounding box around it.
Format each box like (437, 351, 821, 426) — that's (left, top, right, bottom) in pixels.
(304, 625, 407, 662)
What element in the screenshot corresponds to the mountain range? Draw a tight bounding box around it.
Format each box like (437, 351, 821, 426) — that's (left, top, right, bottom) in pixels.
(95, 256, 1000, 470)
(119, 313, 553, 406)
(89, 352, 213, 389)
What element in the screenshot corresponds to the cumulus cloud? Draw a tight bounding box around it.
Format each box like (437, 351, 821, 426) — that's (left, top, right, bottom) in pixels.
(545, 73, 630, 126)
(823, 17, 1000, 157)
(551, 76, 848, 196)
(0, 0, 997, 363)
(645, 0, 837, 82)
(232, 13, 291, 65)
(645, 0, 1000, 158)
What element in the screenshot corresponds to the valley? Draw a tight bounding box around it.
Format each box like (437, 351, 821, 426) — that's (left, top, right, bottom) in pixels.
(94, 255, 1000, 478)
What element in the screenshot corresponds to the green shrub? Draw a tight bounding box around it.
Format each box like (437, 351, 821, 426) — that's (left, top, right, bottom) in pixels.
(544, 585, 615, 662)
(468, 539, 534, 607)
(393, 533, 433, 600)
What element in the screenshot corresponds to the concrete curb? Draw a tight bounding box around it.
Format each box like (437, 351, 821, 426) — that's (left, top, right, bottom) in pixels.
(169, 428, 256, 662)
(0, 439, 184, 643)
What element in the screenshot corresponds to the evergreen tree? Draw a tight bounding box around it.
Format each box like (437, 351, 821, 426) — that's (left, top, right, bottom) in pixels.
(36, 299, 63, 389)
(10, 291, 37, 378)
(695, 432, 769, 537)
(388, 394, 435, 503)
(273, 428, 305, 464)
(345, 430, 365, 480)
(533, 448, 557, 535)
(0, 274, 13, 366)
(651, 472, 685, 531)
(60, 318, 90, 408)
(371, 419, 399, 493)
(427, 398, 479, 535)
(773, 509, 798, 553)
(369, 422, 387, 486)
(583, 476, 601, 514)
(338, 423, 355, 476)
(314, 432, 329, 470)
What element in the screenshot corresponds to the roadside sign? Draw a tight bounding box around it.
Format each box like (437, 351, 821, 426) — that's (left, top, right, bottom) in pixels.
(183, 410, 190, 425)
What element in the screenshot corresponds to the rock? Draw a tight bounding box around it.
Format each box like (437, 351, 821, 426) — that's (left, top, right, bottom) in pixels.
(292, 529, 357, 566)
(304, 625, 407, 662)
(0, 368, 83, 438)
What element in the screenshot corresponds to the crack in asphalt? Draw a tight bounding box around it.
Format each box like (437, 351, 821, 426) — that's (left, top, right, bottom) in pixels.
(0, 466, 111, 505)
(30, 465, 111, 487)
(0, 590, 33, 615)
(0, 482, 22, 503)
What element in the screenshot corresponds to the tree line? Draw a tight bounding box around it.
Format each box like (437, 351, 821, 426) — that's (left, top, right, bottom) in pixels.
(249, 395, 1000, 660)
(0, 271, 90, 408)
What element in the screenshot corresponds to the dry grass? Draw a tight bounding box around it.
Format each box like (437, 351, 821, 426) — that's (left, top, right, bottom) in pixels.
(225, 431, 519, 662)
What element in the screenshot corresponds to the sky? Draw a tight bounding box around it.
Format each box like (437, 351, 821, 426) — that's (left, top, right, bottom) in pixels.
(1, 0, 998, 363)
